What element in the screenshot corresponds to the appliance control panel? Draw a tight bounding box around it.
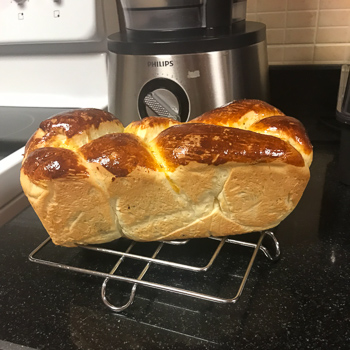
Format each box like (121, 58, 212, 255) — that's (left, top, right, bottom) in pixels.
(0, 0, 106, 44)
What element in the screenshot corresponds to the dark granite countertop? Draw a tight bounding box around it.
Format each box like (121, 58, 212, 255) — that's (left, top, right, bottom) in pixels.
(1, 66, 350, 349)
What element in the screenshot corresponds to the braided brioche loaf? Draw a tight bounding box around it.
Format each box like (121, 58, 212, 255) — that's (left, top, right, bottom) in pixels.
(20, 100, 312, 247)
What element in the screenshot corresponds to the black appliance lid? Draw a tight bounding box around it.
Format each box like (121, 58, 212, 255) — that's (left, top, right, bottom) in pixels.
(108, 21, 266, 55)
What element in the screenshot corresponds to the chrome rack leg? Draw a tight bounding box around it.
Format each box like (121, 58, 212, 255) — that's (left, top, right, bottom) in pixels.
(217, 231, 280, 261)
(234, 231, 274, 301)
(101, 241, 164, 312)
(262, 231, 280, 261)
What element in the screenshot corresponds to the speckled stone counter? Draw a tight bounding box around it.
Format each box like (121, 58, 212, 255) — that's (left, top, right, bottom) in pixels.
(1, 66, 350, 350)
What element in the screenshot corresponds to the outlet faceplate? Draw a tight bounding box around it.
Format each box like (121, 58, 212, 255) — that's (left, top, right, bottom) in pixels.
(0, 0, 105, 44)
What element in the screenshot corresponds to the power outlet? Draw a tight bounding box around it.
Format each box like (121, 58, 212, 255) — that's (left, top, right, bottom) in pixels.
(0, 0, 106, 44)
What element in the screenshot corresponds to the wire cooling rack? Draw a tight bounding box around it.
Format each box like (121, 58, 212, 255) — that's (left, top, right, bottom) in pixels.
(29, 231, 280, 312)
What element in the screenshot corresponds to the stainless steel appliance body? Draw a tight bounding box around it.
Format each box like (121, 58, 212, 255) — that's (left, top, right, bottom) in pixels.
(108, 0, 269, 123)
(108, 38, 268, 123)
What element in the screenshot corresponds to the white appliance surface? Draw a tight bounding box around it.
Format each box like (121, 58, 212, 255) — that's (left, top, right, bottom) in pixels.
(0, 0, 105, 44)
(0, 148, 28, 227)
(0, 53, 109, 108)
(0, 0, 119, 227)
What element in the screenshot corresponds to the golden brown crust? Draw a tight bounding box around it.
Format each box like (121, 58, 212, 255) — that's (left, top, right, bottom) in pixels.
(190, 99, 284, 127)
(24, 108, 124, 157)
(24, 132, 46, 157)
(124, 116, 181, 143)
(39, 108, 120, 138)
(22, 147, 89, 183)
(80, 133, 158, 177)
(153, 123, 305, 170)
(249, 115, 313, 156)
(125, 116, 180, 131)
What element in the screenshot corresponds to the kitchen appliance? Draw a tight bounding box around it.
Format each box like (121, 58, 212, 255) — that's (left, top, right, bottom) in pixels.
(108, 0, 269, 124)
(0, 0, 118, 226)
